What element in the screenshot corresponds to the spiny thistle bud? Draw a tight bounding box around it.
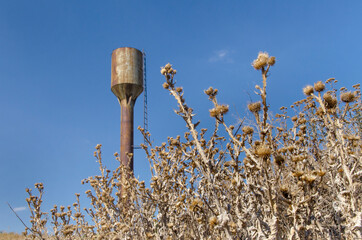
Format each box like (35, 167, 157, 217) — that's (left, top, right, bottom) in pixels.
(204, 87, 218, 97)
(95, 144, 102, 150)
(303, 85, 314, 96)
(248, 102, 261, 113)
(314, 81, 325, 92)
(340, 91, 355, 103)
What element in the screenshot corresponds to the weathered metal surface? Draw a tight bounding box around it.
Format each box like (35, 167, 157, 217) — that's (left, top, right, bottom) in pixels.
(111, 47, 144, 101)
(120, 98, 135, 171)
(111, 47, 144, 172)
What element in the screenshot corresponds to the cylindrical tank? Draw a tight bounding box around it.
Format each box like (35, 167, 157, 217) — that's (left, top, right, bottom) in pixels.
(111, 47, 144, 101)
(111, 47, 144, 172)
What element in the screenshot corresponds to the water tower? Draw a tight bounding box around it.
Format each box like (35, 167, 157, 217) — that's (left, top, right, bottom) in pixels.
(111, 47, 144, 171)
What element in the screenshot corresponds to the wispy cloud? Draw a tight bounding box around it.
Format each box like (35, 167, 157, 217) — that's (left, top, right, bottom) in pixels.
(13, 206, 27, 212)
(209, 50, 233, 63)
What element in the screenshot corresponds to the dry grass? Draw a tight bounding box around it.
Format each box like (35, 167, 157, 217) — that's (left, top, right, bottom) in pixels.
(0, 232, 25, 240)
(22, 52, 361, 239)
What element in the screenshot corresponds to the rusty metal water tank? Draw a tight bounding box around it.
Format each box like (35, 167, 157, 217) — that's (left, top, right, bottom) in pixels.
(111, 47, 144, 172)
(111, 47, 144, 101)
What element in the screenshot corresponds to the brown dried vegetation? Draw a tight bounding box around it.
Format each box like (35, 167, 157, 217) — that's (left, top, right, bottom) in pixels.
(23, 52, 361, 239)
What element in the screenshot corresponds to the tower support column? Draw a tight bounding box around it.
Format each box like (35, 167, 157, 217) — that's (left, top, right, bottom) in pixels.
(119, 97, 135, 171)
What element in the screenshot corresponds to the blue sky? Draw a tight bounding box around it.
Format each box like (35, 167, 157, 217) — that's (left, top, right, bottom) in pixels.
(1, 0, 361, 233)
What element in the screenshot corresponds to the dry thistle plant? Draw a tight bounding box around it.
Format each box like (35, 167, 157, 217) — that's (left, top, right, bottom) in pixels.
(23, 52, 361, 240)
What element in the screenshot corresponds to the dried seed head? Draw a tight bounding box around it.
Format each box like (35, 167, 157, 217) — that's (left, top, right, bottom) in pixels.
(224, 160, 237, 167)
(314, 81, 325, 92)
(274, 155, 285, 166)
(248, 102, 261, 113)
(242, 126, 254, 135)
(160, 68, 167, 75)
(252, 52, 269, 70)
(256, 145, 272, 157)
(209, 216, 218, 228)
(189, 198, 203, 212)
(209, 104, 229, 117)
(95, 144, 102, 150)
(219, 104, 229, 114)
(280, 186, 291, 199)
(291, 155, 306, 162)
(340, 91, 355, 103)
(204, 87, 214, 95)
(164, 63, 172, 70)
(323, 93, 337, 109)
(163, 82, 170, 89)
(303, 85, 314, 96)
(301, 174, 317, 184)
(267, 56, 276, 66)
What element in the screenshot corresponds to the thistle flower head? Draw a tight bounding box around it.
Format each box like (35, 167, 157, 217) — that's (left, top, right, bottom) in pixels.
(242, 126, 254, 135)
(252, 51, 269, 70)
(323, 93, 337, 109)
(204, 87, 218, 98)
(267, 56, 276, 66)
(256, 145, 272, 157)
(340, 91, 355, 103)
(314, 81, 325, 92)
(209, 104, 229, 117)
(303, 85, 314, 96)
(248, 102, 261, 113)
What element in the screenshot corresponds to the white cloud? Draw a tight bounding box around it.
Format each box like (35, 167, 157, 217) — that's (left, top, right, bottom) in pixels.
(209, 50, 233, 63)
(13, 206, 27, 212)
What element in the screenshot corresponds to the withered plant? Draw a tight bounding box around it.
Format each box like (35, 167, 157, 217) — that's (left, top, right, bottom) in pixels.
(23, 52, 361, 240)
